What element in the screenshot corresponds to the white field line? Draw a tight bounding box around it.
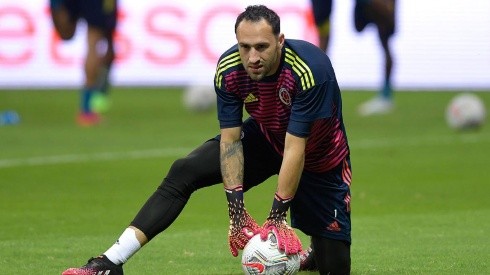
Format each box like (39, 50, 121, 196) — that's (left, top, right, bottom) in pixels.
(0, 148, 193, 169)
(352, 133, 490, 150)
(0, 134, 488, 169)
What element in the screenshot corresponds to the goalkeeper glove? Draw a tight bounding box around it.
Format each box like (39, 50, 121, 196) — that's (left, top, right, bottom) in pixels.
(225, 186, 260, 257)
(260, 193, 302, 255)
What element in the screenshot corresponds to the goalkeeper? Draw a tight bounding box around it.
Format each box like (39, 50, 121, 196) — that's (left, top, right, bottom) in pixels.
(62, 5, 352, 275)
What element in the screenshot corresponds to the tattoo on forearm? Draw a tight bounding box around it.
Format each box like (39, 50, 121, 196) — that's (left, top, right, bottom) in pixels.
(220, 141, 244, 187)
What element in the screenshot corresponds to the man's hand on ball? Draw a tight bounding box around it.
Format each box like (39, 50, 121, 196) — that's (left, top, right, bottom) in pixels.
(228, 208, 260, 257)
(259, 219, 302, 255)
(259, 193, 302, 255)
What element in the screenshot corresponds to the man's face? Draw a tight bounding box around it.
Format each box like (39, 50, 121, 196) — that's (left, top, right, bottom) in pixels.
(235, 19, 284, 81)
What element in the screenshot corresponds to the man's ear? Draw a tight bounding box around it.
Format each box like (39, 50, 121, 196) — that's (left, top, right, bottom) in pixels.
(278, 33, 285, 48)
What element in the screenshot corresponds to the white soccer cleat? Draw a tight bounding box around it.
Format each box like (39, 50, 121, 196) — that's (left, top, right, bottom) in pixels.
(358, 97, 394, 116)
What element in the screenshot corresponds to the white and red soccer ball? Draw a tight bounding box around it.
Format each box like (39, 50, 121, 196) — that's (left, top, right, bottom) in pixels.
(182, 85, 216, 113)
(446, 93, 486, 130)
(241, 232, 300, 275)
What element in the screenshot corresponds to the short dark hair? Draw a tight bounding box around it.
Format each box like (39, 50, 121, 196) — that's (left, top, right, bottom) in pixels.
(234, 5, 280, 35)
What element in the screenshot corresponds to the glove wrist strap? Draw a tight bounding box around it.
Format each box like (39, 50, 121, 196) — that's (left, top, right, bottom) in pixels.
(268, 193, 293, 221)
(225, 185, 244, 218)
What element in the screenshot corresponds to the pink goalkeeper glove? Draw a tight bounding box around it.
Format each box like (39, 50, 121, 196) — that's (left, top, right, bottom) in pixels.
(225, 186, 260, 257)
(259, 193, 302, 255)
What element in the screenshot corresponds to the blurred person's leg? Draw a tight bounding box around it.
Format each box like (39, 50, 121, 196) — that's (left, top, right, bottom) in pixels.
(373, 0, 395, 101)
(310, 0, 333, 53)
(49, 0, 100, 125)
(89, 0, 118, 114)
(49, 0, 77, 40)
(356, 0, 396, 116)
(77, 0, 118, 124)
(97, 33, 115, 96)
(77, 26, 107, 124)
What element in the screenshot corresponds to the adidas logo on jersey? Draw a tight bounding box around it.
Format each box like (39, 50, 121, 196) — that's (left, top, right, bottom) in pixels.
(244, 93, 258, 103)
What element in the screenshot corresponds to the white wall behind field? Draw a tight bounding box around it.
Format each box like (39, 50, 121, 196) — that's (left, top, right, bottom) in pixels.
(329, 0, 490, 90)
(0, 0, 489, 90)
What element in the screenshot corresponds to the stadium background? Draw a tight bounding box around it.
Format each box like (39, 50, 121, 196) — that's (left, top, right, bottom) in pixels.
(1, 0, 489, 90)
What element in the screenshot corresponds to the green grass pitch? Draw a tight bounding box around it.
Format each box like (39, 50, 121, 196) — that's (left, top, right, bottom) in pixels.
(0, 88, 489, 274)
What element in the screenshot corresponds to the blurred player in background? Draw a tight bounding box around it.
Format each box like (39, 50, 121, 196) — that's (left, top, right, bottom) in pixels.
(310, 0, 396, 116)
(49, 0, 117, 126)
(309, 0, 333, 53)
(62, 5, 351, 275)
(355, 0, 396, 116)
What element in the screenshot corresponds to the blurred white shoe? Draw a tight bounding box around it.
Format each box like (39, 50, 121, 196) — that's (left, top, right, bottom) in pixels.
(358, 97, 394, 116)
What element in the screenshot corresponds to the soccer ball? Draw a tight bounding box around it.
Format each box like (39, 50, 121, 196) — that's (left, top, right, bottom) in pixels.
(182, 84, 216, 112)
(241, 232, 300, 275)
(445, 93, 486, 130)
